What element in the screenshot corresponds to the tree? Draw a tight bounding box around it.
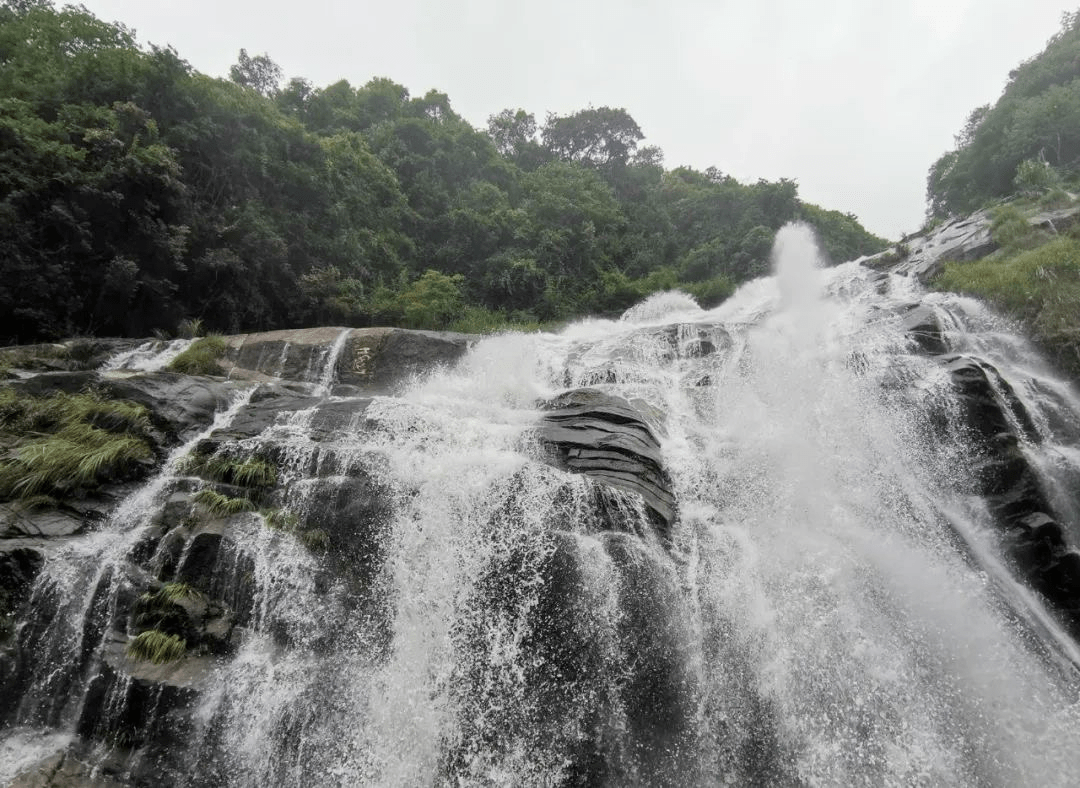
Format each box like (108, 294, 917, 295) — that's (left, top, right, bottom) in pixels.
(487, 108, 537, 158)
(541, 107, 644, 168)
(228, 49, 281, 97)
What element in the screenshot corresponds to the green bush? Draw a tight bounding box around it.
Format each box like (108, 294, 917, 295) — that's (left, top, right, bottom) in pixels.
(448, 306, 542, 334)
(1039, 188, 1074, 210)
(167, 335, 227, 376)
(990, 205, 1035, 251)
(1015, 158, 1062, 196)
(684, 275, 736, 308)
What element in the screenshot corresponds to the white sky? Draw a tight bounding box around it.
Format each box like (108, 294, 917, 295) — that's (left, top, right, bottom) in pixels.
(76, 0, 1075, 239)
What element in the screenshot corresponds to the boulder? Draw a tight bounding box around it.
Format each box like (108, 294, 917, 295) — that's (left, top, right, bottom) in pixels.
(896, 302, 947, 355)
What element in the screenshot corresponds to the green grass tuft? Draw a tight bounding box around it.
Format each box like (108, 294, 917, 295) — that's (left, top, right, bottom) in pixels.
(126, 630, 186, 664)
(182, 452, 277, 488)
(140, 582, 202, 607)
(261, 507, 300, 530)
(260, 508, 329, 553)
(167, 335, 227, 376)
(193, 488, 255, 517)
(298, 528, 330, 553)
(0, 389, 154, 501)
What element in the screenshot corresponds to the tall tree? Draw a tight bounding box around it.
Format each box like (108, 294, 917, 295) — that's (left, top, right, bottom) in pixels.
(228, 49, 281, 97)
(541, 107, 643, 169)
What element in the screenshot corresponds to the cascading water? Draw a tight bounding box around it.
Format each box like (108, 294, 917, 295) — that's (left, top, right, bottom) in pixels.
(4, 223, 1080, 786)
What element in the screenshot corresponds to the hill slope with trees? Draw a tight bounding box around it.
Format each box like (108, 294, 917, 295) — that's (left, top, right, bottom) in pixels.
(0, 0, 886, 341)
(925, 10, 1080, 376)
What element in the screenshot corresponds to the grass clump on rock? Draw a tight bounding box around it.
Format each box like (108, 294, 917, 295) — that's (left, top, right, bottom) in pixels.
(167, 335, 227, 376)
(194, 488, 255, 517)
(261, 508, 329, 553)
(126, 629, 186, 664)
(181, 451, 277, 489)
(140, 582, 202, 607)
(0, 388, 154, 501)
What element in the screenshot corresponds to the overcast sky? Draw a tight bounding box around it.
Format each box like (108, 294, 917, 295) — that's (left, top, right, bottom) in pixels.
(77, 0, 1074, 239)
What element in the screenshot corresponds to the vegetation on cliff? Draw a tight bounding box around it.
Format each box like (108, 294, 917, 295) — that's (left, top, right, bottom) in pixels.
(0, 0, 886, 342)
(927, 11, 1080, 219)
(933, 205, 1080, 375)
(925, 11, 1080, 377)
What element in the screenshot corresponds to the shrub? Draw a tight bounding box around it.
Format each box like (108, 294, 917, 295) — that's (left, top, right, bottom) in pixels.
(167, 335, 227, 376)
(448, 306, 542, 334)
(126, 630, 186, 664)
(684, 275, 735, 308)
(990, 205, 1035, 251)
(1039, 188, 1074, 210)
(1015, 158, 1062, 197)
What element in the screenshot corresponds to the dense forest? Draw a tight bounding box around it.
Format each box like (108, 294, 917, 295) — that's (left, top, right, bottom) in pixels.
(0, 0, 886, 341)
(927, 11, 1080, 217)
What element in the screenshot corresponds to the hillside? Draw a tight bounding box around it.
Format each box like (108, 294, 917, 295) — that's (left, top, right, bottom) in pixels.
(0, 0, 886, 343)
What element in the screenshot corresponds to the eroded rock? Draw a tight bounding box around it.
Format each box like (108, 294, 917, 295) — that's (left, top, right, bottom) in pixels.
(536, 389, 676, 537)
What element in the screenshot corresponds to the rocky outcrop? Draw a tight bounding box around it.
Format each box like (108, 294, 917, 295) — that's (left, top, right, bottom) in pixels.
(535, 389, 676, 537)
(222, 326, 476, 394)
(862, 204, 1080, 282)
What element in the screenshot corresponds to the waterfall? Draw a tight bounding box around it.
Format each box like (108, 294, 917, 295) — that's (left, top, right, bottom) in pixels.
(4, 224, 1080, 785)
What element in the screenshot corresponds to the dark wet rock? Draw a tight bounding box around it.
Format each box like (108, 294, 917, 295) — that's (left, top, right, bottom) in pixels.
(1, 545, 45, 647)
(942, 354, 1080, 633)
(222, 326, 350, 384)
(80, 638, 204, 751)
(536, 389, 676, 537)
(896, 302, 948, 355)
(175, 529, 225, 593)
(1, 339, 140, 380)
(8, 750, 130, 787)
(944, 356, 1038, 440)
(99, 372, 236, 444)
(0, 503, 86, 539)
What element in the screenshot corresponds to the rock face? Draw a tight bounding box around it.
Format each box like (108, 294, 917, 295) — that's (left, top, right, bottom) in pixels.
(0, 328, 462, 784)
(4, 280, 1080, 783)
(943, 355, 1080, 632)
(536, 389, 677, 537)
